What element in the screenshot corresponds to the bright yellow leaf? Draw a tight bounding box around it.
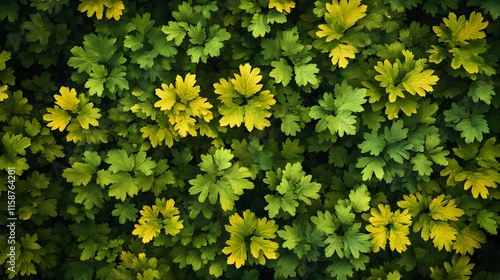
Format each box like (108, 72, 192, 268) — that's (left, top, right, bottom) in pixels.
(231, 63, 263, 98)
(43, 107, 72, 132)
(78, 0, 125, 20)
(55, 87, 80, 113)
(269, 0, 295, 13)
(0, 85, 8, 102)
(430, 221, 458, 252)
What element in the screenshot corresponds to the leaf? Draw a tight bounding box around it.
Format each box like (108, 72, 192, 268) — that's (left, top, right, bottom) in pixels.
(429, 195, 464, 222)
(433, 12, 487, 45)
(132, 205, 162, 243)
(411, 153, 433, 177)
(430, 255, 475, 280)
(330, 43, 357, 68)
(63, 162, 96, 187)
(270, 59, 293, 86)
(2, 133, 31, 155)
(248, 13, 270, 38)
(468, 79, 496, 104)
(215, 63, 275, 131)
(189, 148, 254, 211)
(78, 0, 125, 20)
(309, 81, 367, 137)
(349, 185, 371, 212)
(366, 204, 412, 253)
(359, 131, 386, 156)
(326, 259, 354, 280)
(356, 157, 386, 181)
(223, 210, 278, 268)
(455, 113, 489, 143)
(430, 221, 458, 252)
(401, 68, 439, 97)
(73, 183, 105, 210)
(108, 172, 139, 201)
(76, 102, 101, 129)
(269, 0, 295, 13)
(476, 209, 498, 234)
(54, 86, 79, 112)
(455, 168, 500, 199)
(294, 63, 319, 86)
(105, 149, 134, 173)
(264, 162, 321, 217)
(43, 107, 71, 132)
(110, 201, 138, 227)
(453, 225, 486, 255)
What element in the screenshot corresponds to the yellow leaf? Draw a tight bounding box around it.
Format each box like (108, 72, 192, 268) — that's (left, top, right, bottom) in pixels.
(55, 86, 80, 113)
(43, 107, 72, 132)
(430, 221, 457, 252)
(324, 0, 367, 31)
(329, 43, 356, 68)
(104, 0, 125, 20)
(0, 85, 8, 102)
(155, 83, 177, 111)
(455, 168, 500, 199)
(231, 63, 263, 98)
(78, 0, 124, 20)
(429, 194, 464, 222)
(269, 0, 295, 13)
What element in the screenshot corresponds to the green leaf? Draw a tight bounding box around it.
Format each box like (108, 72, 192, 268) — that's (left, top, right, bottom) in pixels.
(326, 259, 354, 280)
(349, 185, 371, 212)
(112, 201, 138, 224)
(359, 131, 386, 156)
(294, 63, 319, 86)
(73, 183, 105, 210)
(248, 13, 270, 38)
(2, 133, 31, 155)
(189, 148, 254, 211)
(476, 209, 498, 234)
(468, 79, 496, 104)
(270, 59, 293, 86)
(356, 157, 386, 181)
(108, 172, 139, 201)
(455, 113, 489, 143)
(105, 149, 135, 173)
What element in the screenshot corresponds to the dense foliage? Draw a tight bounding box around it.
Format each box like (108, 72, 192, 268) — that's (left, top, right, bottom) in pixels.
(1, 0, 500, 279)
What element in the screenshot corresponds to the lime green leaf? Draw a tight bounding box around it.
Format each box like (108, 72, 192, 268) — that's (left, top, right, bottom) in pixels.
(433, 12, 487, 45)
(108, 172, 139, 201)
(349, 184, 371, 212)
(133, 152, 157, 176)
(356, 157, 386, 181)
(430, 255, 475, 280)
(73, 183, 105, 210)
(215, 63, 275, 131)
(294, 63, 319, 86)
(248, 13, 270, 38)
(359, 131, 386, 156)
(270, 59, 293, 86)
(411, 153, 433, 177)
(264, 162, 321, 217)
(105, 149, 134, 173)
(326, 259, 354, 280)
(76, 102, 101, 129)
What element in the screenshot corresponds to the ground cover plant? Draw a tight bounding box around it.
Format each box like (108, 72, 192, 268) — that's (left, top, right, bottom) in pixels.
(0, 0, 500, 279)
